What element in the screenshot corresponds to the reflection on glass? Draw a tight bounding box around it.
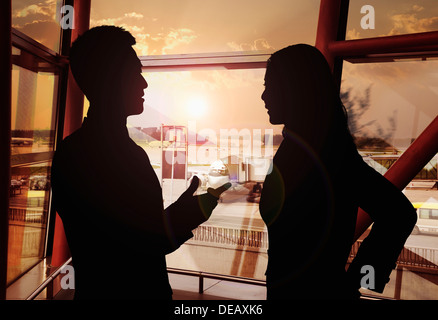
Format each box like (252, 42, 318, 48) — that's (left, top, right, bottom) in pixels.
(8, 162, 52, 284)
(11, 63, 57, 157)
(12, 0, 63, 53)
(8, 59, 58, 284)
(342, 59, 438, 299)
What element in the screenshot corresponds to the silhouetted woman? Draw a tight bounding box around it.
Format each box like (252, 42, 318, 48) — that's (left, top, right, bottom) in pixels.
(259, 44, 416, 299)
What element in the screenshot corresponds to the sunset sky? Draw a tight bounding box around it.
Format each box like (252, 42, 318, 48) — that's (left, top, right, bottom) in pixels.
(11, 0, 438, 147)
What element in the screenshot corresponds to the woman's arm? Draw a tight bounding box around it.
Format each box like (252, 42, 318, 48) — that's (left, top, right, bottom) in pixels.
(346, 156, 417, 293)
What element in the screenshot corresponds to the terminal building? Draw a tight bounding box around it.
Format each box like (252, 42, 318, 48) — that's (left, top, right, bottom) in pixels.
(1, 0, 438, 301)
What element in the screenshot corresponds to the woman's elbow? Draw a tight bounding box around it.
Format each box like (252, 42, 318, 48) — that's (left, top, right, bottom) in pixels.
(400, 203, 418, 234)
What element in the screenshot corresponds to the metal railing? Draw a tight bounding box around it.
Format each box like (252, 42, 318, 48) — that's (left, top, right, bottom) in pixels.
(25, 237, 438, 300)
(26, 257, 72, 300)
(349, 240, 438, 270)
(9, 207, 47, 224)
(167, 267, 266, 294)
(189, 225, 268, 251)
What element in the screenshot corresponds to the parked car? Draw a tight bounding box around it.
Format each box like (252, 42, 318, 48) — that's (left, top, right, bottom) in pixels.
(412, 201, 438, 235)
(29, 175, 50, 190)
(10, 179, 22, 193)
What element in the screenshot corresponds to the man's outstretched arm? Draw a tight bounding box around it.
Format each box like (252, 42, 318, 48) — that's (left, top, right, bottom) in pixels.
(163, 176, 231, 253)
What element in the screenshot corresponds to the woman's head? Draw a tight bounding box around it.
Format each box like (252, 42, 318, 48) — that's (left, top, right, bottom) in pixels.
(261, 44, 346, 144)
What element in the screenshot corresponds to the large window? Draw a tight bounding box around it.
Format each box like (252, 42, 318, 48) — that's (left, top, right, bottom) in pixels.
(128, 68, 278, 280)
(89, 0, 320, 283)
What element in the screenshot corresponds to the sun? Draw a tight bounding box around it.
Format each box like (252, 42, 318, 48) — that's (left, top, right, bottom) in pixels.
(187, 97, 208, 119)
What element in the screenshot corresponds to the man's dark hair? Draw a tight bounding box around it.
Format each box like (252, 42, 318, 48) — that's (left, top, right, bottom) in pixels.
(69, 26, 136, 100)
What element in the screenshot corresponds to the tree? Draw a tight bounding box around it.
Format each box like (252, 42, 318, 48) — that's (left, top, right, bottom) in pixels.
(340, 84, 397, 151)
(340, 84, 375, 136)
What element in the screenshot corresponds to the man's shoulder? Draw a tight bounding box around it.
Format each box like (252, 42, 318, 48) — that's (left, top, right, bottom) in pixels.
(55, 127, 90, 156)
(61, 126, 85, 146)
(52, 128, 89, 173)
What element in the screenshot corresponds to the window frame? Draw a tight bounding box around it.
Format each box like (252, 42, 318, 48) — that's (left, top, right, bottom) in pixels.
(139, 50, 272, 72)
(7, 27, 69, 283)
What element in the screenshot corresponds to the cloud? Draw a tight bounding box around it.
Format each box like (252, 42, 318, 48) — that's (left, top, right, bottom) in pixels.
(91, 13, 198, 56)
(13, 0, 56, 19)
(345, 28, 361, 40)
(227, 38, 274, 51)
(161, 28, 197, 54)
(90, 11, 144, 26)
(388, 14, 438, 35)
(387, 5, 438, 35)
(124, 12, 144, 19)
(412, 5, 424, 13)
(11, 0, 60, 50)
(128, 27, 198, 55)
(346, 4, 438, 39)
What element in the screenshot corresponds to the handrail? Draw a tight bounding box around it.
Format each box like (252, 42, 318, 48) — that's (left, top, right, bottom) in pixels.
(24, 258, 395, 300)
(25, 237, 437, 300)
(167, 267, 265, 294)
(166, 267, 393, 300)
(26, 257, 72, 300)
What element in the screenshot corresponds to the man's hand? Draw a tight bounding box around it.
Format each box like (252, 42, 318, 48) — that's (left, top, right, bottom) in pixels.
(179, 176, 231, 219)
(163, 176, 232, 251)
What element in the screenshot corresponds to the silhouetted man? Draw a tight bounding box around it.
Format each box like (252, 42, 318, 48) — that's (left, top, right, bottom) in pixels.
(51, 26, 228, 299)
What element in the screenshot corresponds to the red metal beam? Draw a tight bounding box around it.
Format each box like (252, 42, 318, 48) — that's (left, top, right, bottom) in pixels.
(0, 0, 11, 300)
(62, 0, 91, 138)
(330, 31, 438, 57)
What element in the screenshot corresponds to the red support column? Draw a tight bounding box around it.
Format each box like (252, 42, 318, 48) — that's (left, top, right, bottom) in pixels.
(51, 0, 91, 267)
(0, 0, 11, 300)
(62, 0, 91, 138)
(315, 0, 343, 70)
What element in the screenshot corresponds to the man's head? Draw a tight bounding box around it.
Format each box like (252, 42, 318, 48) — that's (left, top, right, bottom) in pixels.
(70, 26, 147, 117)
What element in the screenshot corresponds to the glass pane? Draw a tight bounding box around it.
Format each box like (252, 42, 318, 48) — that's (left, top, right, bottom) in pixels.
(90, 0, 320, 56)
(342, 59, 438, 300)
(8, 56, 58, 284)
(346, 0, 438, 40)
(342, 60, 438, 148)
(12, 0, 64, 53)
(8, 161, 52, 284)
(419, 209, 430, 219)
(126, 68, 280, 280)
